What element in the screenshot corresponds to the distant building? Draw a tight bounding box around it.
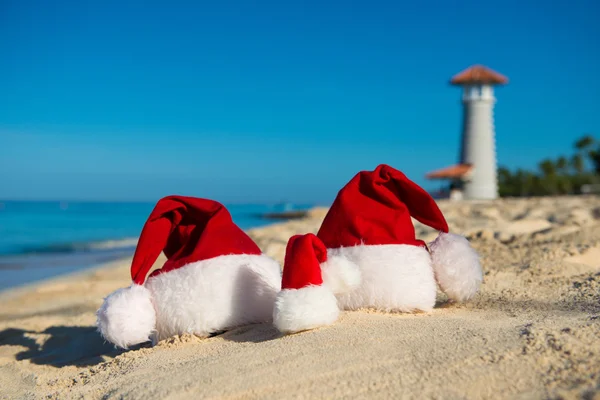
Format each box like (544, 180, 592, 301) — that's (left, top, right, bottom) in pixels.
(426, 65, 508, 200)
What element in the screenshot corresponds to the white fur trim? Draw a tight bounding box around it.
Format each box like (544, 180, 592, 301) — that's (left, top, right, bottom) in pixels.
(332, 244, 437, 313)
(145, 253, 281, 343)
(96, 284, 156, 349)
(273, 285, 339, 334)
(429, 232, 483, 302)
(321, 253, 362, 294)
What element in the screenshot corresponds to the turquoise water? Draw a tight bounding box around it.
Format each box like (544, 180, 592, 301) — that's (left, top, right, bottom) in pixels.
(0, 200, 310, 291)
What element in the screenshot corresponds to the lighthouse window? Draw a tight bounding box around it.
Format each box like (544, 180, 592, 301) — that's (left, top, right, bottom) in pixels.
(470, 86, 480, 98)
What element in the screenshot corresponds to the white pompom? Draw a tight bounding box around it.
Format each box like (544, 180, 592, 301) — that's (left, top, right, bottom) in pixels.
(429, 232, 483, 302)
(96, 284, 156, 349)
(273, 285, 340, 334)
(321, 254, 362, 294)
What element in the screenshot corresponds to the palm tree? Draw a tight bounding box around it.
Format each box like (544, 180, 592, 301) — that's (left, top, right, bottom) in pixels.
(589, 146, 600, 174)
(539, 159, 558, 195)
(575, 135, 595, 152)
(539, 159, 557, 177)
(496, 135, 597, 198)
(571, 154, 585, 174)
(498, 167, 516, 197)
(557, 175, 573, 194)
(522, 171, 536, 196)
(556, 156, 569, 175)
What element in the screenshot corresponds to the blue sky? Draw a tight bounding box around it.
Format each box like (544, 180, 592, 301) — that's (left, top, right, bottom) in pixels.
(1, 0, 598, 204)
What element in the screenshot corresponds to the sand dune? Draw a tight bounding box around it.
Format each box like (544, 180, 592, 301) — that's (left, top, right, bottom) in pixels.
(1, 196, 599, 399)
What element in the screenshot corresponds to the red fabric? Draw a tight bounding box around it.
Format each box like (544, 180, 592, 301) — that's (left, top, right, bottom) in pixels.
(130, 195, 261, 285)
(317, 164, 449, 249)
(281, 234, 328, 290)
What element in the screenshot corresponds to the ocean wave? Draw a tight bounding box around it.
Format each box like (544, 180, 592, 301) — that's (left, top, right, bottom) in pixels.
(9, 237, 139, 256)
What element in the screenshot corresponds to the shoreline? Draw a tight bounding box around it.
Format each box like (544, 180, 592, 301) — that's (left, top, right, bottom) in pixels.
(0, 246, 137, 294)
(0, 201, 309, 294)
(0, 210, 309, 295)
(1, 198, 599, 399)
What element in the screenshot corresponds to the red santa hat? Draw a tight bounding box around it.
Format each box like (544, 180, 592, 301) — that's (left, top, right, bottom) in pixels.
(273, 233, 341, 334)
(274, 164, 482, 334)
(317, 164, 448, 249)
(317, 164, 481, 302)
(130, 195, 261, 285)
(97, 196, 278, 349)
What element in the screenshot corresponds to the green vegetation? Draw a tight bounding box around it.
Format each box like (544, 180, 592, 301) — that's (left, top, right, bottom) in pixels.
(498, 135, 599, 197)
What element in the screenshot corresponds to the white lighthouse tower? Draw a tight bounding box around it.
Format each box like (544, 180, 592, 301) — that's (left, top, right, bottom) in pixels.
(427, 65, 508, 200)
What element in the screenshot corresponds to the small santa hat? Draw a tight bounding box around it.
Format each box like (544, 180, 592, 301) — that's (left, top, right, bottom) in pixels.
(97, 195, 263, 349)
(317, 164, 482, 302)
(273, 234, 342, 334)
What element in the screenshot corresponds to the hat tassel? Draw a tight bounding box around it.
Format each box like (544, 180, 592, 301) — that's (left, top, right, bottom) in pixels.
(96, 284, 156, 349)
(321, 254, 362, 294)
(429, 232, 483, 302)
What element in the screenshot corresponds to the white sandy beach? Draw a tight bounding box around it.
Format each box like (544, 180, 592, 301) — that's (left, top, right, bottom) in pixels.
(1, 196, 599, 399)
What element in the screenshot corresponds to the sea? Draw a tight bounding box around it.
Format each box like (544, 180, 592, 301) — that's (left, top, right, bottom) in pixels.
(0, 200, 311, 292)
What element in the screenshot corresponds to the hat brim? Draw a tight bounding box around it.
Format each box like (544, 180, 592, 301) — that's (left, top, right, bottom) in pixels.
(331, 243, 437, 312)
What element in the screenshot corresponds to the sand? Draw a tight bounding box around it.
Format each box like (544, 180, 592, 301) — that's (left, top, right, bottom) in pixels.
(1, 196, 599, 399)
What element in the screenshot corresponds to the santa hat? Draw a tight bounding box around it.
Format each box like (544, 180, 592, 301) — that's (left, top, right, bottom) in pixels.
(96, 195, 270, 349)
(273, 164, 482, 334)
(317, 164, 482, 302)
(130, 196, 261, 283)
(273, 234, 342, 334)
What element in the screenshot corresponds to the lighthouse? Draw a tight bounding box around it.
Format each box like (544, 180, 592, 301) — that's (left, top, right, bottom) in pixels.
(426, 65, 508, 200)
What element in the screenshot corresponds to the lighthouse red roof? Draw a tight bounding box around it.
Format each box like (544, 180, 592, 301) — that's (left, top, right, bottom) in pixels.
(426, 164, 473, 180)
(450, 65, 508, 85)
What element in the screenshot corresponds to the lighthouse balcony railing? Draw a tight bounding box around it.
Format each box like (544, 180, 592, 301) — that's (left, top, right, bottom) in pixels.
(462, 85, 495, 102)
